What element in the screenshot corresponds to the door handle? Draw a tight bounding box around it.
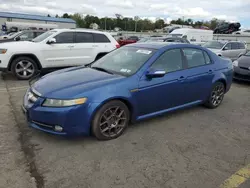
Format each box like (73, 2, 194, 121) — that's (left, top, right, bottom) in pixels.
(92, 45, 98, 47)
(68, 45, 74, 48)
(178, 76, 186, 81)
(208, 70, 213, 74)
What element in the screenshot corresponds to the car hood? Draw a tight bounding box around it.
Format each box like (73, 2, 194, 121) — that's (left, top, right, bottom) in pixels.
(0, 41, 35, 47)
(33, 67, 125, 99)
(207, 48, 221, 54)
(238, 55, 250, 68)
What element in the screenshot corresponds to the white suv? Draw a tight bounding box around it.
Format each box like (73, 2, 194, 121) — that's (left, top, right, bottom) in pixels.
(0, 29, 120, 79)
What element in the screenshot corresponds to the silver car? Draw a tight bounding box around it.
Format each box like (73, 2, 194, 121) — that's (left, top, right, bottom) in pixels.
(203, 41, 247, 60)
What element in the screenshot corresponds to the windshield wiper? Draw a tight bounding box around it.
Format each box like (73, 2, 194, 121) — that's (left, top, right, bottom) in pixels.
(91, 66, 114, 74)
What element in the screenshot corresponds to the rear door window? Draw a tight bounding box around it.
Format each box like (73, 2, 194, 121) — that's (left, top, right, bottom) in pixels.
(231, 43, 239, 50)
(238, 42, 246, 49)
(182, 48, 207, 68)
(93, 33, 110, 43)
(75, 32, 94, 43)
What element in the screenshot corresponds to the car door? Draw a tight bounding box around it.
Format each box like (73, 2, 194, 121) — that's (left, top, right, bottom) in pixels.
(221, 42, 233, 59)
(136, 48, 187, 116)
(71, 32, 96, 66)
(181, 48, 215, 103)
(230, 42, 242, 60)
(41, 31, 76, 67)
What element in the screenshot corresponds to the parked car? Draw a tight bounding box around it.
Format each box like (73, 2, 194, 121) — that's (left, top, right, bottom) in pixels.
(233, 29, 250, 35)
(213, 22, 241, 34)
(22, 43, 233, 140)
(163, 37, 190, 43)
(232, 51, 250, 81)
(168, 28, 213, 43)
(202, 41, 247, 61)
(0, 29, 120, 80)
(118, 36, 139, 46)
(0, 30, 45, 43)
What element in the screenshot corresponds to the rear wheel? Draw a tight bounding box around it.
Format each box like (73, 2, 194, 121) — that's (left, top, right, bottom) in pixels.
(11, 56, 38, 80)
(204, 82, 225, 109)
(92, 100, 130, 140)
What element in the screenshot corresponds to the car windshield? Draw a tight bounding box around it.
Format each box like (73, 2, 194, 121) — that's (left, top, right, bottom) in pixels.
(138, 38, 150, 43)
(244, 51, 250, 56)
(202, 41, 225, 49)
(8, 31, 22, 38)
(91, 47, 156, 76)
(32, 30, 56, 42)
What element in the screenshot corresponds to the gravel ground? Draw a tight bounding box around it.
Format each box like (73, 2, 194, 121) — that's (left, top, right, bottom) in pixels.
(1, 72, 250, 188)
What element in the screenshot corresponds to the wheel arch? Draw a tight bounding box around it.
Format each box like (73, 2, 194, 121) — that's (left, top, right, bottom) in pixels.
(214, 78, 227, 91)
(90, 97, 134, 125)
(8, 53, 42, 71)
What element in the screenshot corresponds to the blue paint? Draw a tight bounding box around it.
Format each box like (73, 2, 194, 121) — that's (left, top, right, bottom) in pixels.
(23, 43, 233, 137)
(0, 11, 75, 23)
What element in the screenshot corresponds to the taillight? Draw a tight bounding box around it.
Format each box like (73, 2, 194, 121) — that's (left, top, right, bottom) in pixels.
(116, 44, 120, 48)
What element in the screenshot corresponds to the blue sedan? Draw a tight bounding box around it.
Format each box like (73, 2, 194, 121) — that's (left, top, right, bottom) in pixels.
(22, 43, 233, 140)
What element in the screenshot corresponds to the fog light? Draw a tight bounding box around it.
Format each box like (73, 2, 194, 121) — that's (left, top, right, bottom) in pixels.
(54, 125, 63, 132)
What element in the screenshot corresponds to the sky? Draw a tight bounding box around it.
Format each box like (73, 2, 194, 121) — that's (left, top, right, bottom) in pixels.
(0, 0, 250, 28)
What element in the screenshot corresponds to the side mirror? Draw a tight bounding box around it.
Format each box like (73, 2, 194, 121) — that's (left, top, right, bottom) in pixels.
(47, 38, 56, 44)
(223, 46, 229, 51)
(146, 69, 166, 78)
(15, 36, 21, 41)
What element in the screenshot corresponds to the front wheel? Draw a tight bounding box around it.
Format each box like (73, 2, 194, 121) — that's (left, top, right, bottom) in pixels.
(11, 56, 38, 80)
(204, 82, 225, 109)
(92, 100, 130, 140)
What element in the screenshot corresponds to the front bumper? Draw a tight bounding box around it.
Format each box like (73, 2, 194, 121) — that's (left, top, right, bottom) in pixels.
(233, 66, 250, 81)
(22, 89, 100, 136)
(0, 55, 10, 70)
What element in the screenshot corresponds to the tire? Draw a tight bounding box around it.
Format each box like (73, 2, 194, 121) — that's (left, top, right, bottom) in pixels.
(204, 82, 225, 109)
(11, 56, 38, 80)
(92, 100, 130, 140)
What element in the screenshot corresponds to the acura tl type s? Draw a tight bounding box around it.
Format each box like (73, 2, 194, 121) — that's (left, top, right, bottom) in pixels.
(22, 43, 233, 140)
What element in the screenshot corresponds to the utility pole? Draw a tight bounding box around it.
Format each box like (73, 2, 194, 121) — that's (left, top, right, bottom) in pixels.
(105, 17, 107, 31)
(134, 16, 139, 32)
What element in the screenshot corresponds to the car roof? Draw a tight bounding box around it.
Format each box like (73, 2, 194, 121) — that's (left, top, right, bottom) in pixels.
(128, 42, 201, 50)
(52, 28, 109, 34)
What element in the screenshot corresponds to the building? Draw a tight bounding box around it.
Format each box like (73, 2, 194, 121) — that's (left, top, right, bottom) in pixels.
(0, 12, 76, 31)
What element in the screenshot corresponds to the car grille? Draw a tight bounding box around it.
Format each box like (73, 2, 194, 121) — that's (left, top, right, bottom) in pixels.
(32, 121, 54, 130)
(239, 66, 250, 71)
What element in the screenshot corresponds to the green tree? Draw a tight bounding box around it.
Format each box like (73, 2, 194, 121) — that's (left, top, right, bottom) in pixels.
(71, 13, 85, 28)
(62, 13, 70, 18)
(155, 19, 165, 29)
(47, 14, 51, 17)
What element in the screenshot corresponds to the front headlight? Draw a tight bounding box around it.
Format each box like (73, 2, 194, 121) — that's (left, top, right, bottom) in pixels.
(42, 98, 87, 107)
(232, 60, 238, 67)
(0, 49, 7, 54)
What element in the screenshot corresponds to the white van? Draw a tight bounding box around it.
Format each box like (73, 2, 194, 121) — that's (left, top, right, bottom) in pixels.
(167, 28, 213, 44)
